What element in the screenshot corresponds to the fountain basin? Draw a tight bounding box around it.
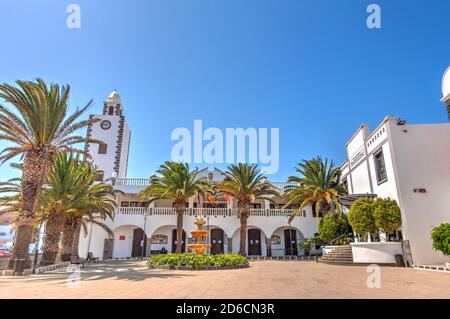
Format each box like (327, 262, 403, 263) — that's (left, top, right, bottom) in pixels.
(187, 243, 212, 255)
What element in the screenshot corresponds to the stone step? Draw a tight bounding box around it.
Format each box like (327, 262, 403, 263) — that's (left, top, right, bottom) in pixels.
(321, 257, 353, 261)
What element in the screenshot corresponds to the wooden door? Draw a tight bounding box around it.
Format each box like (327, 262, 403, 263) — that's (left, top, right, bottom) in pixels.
(172, 229, 186, 253)
(248, 229, 261, 255)
(103, 238, 114, 260)
(210, 229, 224, 255)
(131, 228, 147, 257)
(284, 229, 298, 256)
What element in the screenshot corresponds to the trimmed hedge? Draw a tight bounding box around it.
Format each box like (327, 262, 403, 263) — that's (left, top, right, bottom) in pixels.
(147, 253, 248, 269)
(431, 223, 450, 257)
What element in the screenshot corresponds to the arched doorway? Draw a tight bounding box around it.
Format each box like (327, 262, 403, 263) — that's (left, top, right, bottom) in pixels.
(269, 226, 305, 257)
(248, 229, 262, 255)
(131, 228, 147, 257)
(171, 229, 186, 253)
(210, 228, 224, 255)
(284, 229, 298, 256)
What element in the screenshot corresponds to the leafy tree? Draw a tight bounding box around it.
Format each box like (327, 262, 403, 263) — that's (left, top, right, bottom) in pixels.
(61, 181, 116, 261)
(318, 212, 352, 243)
(348, 198, 377, 240)
(373, 198, 401, 241)
(431, 223, 450, 257)
(140, 162, 209, 253)
(217, 163, 279, 255)
(283, 156, 346, 222)
(0, 79, 99, 269)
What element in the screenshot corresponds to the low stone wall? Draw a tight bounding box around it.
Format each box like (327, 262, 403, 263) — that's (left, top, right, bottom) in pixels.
(149, 264, 249, 271)
(0, 261, 71, 276)
(351, 242, 403, 264)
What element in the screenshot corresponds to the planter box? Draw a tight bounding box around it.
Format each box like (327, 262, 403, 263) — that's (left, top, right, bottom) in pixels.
(351, 242, 403, 264)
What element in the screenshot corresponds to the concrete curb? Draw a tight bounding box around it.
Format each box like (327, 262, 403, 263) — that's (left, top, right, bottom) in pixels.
(413, 264, 450, 273)
(148, 264, 250, 271)
(0, 261, 71, 276)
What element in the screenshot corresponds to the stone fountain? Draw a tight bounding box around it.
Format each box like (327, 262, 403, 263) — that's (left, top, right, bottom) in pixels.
(187, 214, 212, 255)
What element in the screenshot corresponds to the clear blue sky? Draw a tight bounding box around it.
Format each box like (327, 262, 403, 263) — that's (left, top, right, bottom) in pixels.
(0, 0, 449, 181)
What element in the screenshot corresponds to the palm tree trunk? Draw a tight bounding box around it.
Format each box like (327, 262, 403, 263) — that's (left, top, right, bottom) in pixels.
(61, 216, 77, 261)
(70, 221, 82, 258)
(40, 209, 65, 265)
(175, 202, 185, 254)
(8, 150, 52, 269)
(238, 202, 250, 256)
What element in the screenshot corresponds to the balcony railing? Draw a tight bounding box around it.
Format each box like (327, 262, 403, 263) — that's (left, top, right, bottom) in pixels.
(112, 178, 299, 192)
(113, 178, 150, 187)
(117, 207, 302, 218)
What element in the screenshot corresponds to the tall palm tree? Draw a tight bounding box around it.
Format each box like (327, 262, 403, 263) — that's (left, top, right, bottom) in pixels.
(0, 79, 100, 269)
(60, 182, 116, 261)
(283, 156, 345, 223)
(139, 162, 209, 253)
(216, 163, 279, 256)
(40, 153, 96, 265)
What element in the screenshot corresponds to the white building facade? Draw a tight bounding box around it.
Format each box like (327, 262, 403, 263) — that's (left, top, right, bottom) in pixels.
(79, 91, 320, 260)
(341, 115, 450, 265)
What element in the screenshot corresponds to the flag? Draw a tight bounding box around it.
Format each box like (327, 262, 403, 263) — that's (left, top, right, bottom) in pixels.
(225, 194, 230, 204)
(207, 193, 214, 205)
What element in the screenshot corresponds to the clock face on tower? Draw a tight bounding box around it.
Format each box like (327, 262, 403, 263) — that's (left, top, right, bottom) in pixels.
(100, 120, 111, 130)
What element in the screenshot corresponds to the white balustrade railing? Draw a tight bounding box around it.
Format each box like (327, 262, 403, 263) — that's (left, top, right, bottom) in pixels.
(112, 178, 298, 191)
(270, 182, 299, 192)
(118, 207, 148, 215)
(113, 178, 150, 187)
(116, 207, 304, 218)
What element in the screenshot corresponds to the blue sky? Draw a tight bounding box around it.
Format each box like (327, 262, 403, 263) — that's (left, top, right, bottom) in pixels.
(0, 0, 449, 181)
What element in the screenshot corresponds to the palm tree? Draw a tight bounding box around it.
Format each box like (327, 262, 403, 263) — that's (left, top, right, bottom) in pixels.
(60, 182, 116, 261)
(0, 79, 100, 269)
(216, 163, 279, 256)
(283, 156, 345, 223)
(40, 153, 96, 265)
(139, 162, 209, 253)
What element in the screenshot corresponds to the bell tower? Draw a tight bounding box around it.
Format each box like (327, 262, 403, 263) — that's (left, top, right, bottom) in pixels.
(85, 90, 131, 180)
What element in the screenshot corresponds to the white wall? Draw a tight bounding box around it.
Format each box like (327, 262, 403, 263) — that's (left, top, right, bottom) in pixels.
(368, 142, 399, 201)
(389, 122, 450, 265)
(87, 114, 122, 180)
(119, 122, 131, 178)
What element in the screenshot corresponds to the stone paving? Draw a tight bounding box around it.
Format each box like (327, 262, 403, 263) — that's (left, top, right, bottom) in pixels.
(0, 260, 449, 298)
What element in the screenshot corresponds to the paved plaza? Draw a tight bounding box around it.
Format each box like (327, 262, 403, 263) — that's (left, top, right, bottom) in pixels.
(1, 260, 449, 298)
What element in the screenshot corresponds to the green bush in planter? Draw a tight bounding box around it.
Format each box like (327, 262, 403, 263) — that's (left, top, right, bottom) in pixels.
(348, 198, 377, 239)
(318, 212, 352, 244)
(373, 198, 402, 240)
(147, 253, 248, 269)
(431, 223, 450, 257)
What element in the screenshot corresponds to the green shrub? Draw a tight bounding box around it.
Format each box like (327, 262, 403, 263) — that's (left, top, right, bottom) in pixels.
(348, 198, 376, 239)
(431, 223, 450, 257)
(373, 198, 401, 240)
(318, 213, 352, 244)
(300, 237, 322, 250)
(147, 253, 248, 269)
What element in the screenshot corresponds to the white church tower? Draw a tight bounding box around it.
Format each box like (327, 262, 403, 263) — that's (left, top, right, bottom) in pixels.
(85, 90, 131, 180)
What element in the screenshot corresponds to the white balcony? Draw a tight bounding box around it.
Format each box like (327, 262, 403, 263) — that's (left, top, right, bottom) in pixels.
(112, 178, 299, 193)
(116, 207, 302, 218)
